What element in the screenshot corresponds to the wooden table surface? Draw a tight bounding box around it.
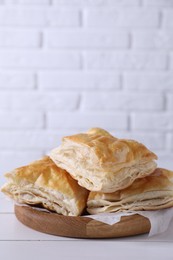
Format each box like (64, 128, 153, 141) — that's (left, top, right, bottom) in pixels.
(1, 195, 173, 260)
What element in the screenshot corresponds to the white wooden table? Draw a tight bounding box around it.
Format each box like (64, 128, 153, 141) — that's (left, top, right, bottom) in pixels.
(1, 195, 173, 260)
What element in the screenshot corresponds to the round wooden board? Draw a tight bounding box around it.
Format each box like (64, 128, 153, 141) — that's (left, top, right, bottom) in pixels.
(14, 205, 151, 239)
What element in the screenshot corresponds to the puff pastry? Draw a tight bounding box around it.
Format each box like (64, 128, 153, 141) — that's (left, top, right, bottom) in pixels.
(50, 128, 157, 193)
(87, 168, 173, 214)
(1, 156, 89, 216)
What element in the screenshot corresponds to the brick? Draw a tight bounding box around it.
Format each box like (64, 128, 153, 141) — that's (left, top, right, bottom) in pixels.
(47, 8, 81, 27)
(132, 30, 173, 49)
(0, 7, 46, 26)
(0, 50, 81, 69)
(127, 133, 165, 150)
(123, 72, 173, 91)
(0, 71, 35, 89)
(156, 152, 173, 169)
(5, 0, 50, 4)
(83, 92, 163, 111)
(162, 10, 173, 28)
(0, 7, 80, 27)
(53, 0, 141, 6)
(47, 112, 128, 130)
(86, 51, 167, 70)
(0, 91, 80, 110)
(169, 53, 173, 69)
(38, 71, 120, 90)
(131, 113, 173, 130)
(143, 0, 173, 7)
(115, 131, 165, 150)
(0, 130, 76, 149)
(166, 134, 172, 150)
(44, 29, 129, 49)
(169, 134, 173, 151)
(167, 94, 173, 110)
(0, 29, 40, 48)
(86, 8, 159, 28)
(0, 111, 44, 129)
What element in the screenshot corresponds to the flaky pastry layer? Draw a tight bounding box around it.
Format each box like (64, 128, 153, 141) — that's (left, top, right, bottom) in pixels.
(50, 128, 157, 193)
(1, 156, 89, 216)
(87, 168, 173, 214)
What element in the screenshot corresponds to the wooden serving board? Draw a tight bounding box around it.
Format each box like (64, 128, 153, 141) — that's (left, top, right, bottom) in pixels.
(14, 205, 151, 239)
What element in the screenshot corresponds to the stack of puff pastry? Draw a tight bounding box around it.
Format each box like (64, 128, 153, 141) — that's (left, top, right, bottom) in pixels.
(1, 128, 173, 216)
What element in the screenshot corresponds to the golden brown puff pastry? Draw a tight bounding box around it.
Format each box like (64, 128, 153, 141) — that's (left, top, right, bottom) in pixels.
(87, 168, 173, 214)
(1, 156, 89, 216)
(50, 127, 157, 193)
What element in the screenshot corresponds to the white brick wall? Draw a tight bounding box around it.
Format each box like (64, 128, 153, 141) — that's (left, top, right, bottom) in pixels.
(0, 7, 81, 27)
(0, 111, 44, 128)
(0, 29, 41, 48)
(132, 30, 173, 49)
(0, 91, 80, 110)
(162, 10, 173, 28)
(123, 72, 173, 91)
(85, 51, 167, 70)
(0, 71, 35, 89)
(47, 112, 128, 130)
(82, 92, 164, 111)
(0, 50, 81, 68)
(44, 30, 129, 49)
(131, 113, 173, 130)
(38, 71, 121, 90)
(0, 0, 173, 186)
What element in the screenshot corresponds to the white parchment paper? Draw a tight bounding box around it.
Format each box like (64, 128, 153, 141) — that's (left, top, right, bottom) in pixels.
(84, 207, 173, 237)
